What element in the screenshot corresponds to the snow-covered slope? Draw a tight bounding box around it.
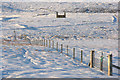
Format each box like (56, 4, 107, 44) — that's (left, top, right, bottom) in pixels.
(2, 2, 118, 13)
(1, 2, 119, 78)
(2, 45, 117, 78)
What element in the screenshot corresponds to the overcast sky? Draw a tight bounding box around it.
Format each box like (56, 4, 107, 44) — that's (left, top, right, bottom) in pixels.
(1, 0, 119, 2)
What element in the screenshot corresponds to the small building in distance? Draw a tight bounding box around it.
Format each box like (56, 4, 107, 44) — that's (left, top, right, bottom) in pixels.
(56, 11, 66, 18)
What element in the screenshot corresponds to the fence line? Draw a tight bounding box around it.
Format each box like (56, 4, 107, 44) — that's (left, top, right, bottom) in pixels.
(44, 39, 114, 76)
(3, 37, 114, 76)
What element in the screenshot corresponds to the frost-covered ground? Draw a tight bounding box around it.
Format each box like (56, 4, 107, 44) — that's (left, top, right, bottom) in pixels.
(1, 2, 119, 78)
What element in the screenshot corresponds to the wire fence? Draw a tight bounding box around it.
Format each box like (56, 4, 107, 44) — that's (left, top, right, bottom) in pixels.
(3, 36, 114, 76)
(94, 57, 101, 69)
(103, 59, 108, 74)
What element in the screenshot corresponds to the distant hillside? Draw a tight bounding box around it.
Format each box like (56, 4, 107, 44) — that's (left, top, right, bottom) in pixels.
(2, 2, 118, 13)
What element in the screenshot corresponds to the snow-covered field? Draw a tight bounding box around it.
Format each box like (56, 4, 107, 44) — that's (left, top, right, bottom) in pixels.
(1, 2, 119, 78)
(2, 43, 119, 78)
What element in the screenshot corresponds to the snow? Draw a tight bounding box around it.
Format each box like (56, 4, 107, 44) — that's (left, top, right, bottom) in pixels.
(1, 0, 119, 2)
(2, 45, 117, 78)
(1, 2, 119, 78)
(15, 24, 26, 28)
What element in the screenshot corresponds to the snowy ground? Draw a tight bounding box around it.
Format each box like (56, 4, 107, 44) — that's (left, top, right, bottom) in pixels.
(1, 2, 119, 78)
(2, 44, 118, 78)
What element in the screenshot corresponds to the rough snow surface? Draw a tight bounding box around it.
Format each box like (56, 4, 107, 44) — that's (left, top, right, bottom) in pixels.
(2, 45, 118, 78)
(1, 2, 119, 78)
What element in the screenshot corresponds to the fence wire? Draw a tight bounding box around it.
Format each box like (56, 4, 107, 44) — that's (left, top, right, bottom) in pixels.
(94, 57, 100, 69)
(83, 50, 90, 65)
(15, 38, 110, 75)
(103, 58, 108, 74)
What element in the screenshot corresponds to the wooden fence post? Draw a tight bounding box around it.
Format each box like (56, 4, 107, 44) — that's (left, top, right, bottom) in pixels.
(108, 54, 112, 76)
(41, 40, 42, 46)
(81, 50, 83, 63)
(14, 30, 16, 41)
(67, 45, 68, 55)
(42, 39, 43, 46)
(90, 50, 95, 68)
(73, 48, 75, 59)
(52, 41, 54, 49)
(36, 39, 37, 45)
(100, 52, 103, 71)
(61, 44, 63, 53)
(35, 39, 37, 45)
(40, 40, 41, 46)
(49, 40, 51, 48)
(44, 39, 45, 46)
(56, 42, 58, 51)
(46, 40, 48, 47)
(42, 40, 44, 46)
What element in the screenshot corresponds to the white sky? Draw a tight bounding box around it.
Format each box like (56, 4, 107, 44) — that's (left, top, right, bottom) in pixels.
(1, 0, 119, 2)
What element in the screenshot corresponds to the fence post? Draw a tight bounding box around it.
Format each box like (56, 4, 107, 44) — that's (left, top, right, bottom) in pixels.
(41, 40, 42, 46)
(52, 41, 54, 49)
(81, 50, 83, 63)
(108, 54, 112, 76)
(49, 40, 51, 48)
(35, 39, 38, 45)
(73, 48, 75, 59)
(43, 40, 44, 46)
(44, 39, 45, 46)
(40, 40, 41, 46)
(61, 44, 63, 53)
(90, 50, 95, 68)
(100, 52, 103, 71)
(35, 39, 37, 45)
(67, 45, 68, 55)
(56, 42, 58, 51)
(14, 30, 16, 41)
(42, 39, 43, 46)
(42, 40, 43, 46)
(46, 40, 48, 47)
